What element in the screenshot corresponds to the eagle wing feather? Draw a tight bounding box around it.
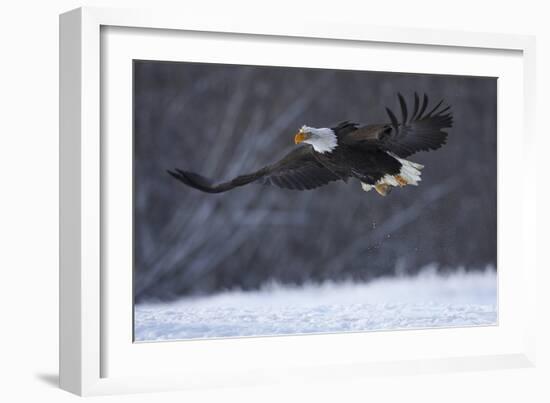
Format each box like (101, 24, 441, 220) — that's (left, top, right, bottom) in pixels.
(167, 145, 342, 193)
(342, 92, 453, 158)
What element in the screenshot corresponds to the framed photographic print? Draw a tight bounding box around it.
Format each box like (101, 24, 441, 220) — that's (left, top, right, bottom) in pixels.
(134, 61, 495, 342)
(60, 6, 537, 396)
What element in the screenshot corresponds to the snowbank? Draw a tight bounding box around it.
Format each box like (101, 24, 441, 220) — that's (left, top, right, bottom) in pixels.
(135, 267, 497, 341)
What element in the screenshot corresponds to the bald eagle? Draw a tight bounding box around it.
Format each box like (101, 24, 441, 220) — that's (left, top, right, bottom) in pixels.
(167, 93, 452, 196)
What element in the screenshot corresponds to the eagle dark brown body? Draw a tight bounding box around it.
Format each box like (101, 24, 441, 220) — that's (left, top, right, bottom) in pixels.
(167, 93, 452, 196)
(315, 139, 402, 185)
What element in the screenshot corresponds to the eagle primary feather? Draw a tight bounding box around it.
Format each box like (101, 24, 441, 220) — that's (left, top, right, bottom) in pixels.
(343, 93, 452, 158)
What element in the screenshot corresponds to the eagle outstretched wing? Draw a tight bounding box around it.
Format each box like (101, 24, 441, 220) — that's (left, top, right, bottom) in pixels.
(342, 93, 453, 158)
(167, 145, 343, 193)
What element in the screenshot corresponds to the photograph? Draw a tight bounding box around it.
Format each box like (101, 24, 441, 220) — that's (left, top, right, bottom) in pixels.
(132, 60, 497, 342)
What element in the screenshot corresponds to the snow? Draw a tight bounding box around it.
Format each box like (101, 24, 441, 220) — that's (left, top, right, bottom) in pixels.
(134, 267, 497, 341)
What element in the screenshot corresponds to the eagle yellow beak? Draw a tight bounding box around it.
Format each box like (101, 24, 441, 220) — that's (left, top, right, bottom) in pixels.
(294, 132, 310, 144)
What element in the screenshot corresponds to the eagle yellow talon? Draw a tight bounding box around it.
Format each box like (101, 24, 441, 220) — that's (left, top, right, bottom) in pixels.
(375, 184, 391, 196)
(395, 175, 408, 187)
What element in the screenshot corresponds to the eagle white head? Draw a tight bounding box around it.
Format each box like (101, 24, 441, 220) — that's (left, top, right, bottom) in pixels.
(294, 125, 338, 154)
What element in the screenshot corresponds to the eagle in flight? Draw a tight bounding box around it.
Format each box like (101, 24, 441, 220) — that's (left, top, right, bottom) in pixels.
(167, 93, 452, 196)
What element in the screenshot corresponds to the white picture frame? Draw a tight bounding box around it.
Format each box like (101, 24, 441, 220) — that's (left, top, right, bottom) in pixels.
(59, 6, 537, 396)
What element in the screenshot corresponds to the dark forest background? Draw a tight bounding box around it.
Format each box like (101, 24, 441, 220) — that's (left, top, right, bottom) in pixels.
(133, 60, 497, 302)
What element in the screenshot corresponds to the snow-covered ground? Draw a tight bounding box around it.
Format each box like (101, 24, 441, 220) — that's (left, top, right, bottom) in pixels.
(134, 267, 497, 341)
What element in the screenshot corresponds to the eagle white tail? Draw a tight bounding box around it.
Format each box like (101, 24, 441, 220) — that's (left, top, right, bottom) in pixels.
(361, 157, 424, 196)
